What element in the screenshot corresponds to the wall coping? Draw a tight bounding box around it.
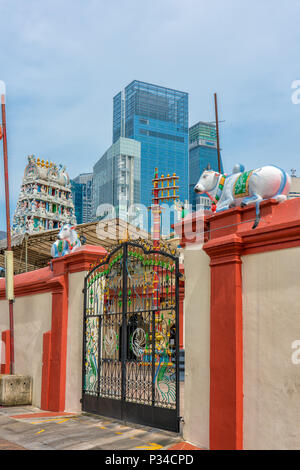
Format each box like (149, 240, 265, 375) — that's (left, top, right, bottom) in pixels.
(0, 245, 107, 299)
(175, 198, 300, 255)
(173, 210, 210, 247)
(51, 244, 107, 275)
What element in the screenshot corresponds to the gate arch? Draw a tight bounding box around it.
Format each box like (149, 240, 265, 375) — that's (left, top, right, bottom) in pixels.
(82, 241, 180, 432)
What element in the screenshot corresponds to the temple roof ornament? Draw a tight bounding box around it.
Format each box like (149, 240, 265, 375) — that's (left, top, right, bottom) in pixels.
(12, 155, 76, 235)
(24, 155, 70, 187)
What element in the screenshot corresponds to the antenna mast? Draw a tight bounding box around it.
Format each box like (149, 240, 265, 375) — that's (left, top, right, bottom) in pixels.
(214, 93, 222, 173)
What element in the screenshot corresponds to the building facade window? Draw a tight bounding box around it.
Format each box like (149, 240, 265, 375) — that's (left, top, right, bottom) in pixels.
(113, 80, 189, 209)
(71, 173, 93, 223)
(189, 121, 223, 211)
(92, 138, 141, 222)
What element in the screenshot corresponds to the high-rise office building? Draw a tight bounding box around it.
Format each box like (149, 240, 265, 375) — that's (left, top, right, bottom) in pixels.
(71, 172, 93, 224)
(92, 137, 141, 221)
(113, 81, 189, 208)
(289, 173, 300, 199)
(71, 179, 83, 224)
(189, 121, 224, 210)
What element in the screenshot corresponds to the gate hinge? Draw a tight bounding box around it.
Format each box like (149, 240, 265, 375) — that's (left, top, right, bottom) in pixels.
(178, 416, 185, 423)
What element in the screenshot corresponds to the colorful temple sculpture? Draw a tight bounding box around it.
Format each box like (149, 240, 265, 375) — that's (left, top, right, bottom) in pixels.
(12, 155, 77, 234)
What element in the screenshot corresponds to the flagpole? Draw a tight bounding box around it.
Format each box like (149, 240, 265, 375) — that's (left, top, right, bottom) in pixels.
(1, 82, 14, 375)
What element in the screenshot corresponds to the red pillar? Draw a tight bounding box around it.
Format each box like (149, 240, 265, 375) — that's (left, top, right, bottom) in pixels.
(41, 331, 52, 410)
(179, 266, 185, 350)
(40, 245, 107, 412)
(174, 198, 300, 450)
(204, 234, 243, 450)
(0, 329, 11, 374)
(46, 274, 68, 411)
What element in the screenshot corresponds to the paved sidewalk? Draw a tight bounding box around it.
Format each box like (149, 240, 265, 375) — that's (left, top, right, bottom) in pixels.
(0, 437, 27, 450)
(0, 405, 182, 450)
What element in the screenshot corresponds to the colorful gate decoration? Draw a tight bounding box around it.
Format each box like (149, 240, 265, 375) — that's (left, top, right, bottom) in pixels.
(82, 240, 180, 432)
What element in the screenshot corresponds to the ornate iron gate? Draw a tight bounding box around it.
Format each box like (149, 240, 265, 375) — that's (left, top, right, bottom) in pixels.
(82, 241, 180, 432)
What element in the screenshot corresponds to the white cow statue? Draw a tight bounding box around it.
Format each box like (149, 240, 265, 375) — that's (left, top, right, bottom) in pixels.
(51, 224, 81, 258)
(194, 164, 291, 228)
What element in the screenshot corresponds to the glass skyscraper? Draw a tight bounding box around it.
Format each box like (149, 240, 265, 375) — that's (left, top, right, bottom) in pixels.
(189, 121, 224, 210)
(113, 81, 189, 209)
(70, 179, 83, 224)
(71, 173, 93, 224)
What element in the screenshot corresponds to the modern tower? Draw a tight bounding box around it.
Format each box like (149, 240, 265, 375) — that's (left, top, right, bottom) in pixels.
(113, 81, 189, 209)
(92, 137, 141, 222)
(189, 121, 224, 210)
(70, 179, 83, 224)
(71, 173, 93, 224)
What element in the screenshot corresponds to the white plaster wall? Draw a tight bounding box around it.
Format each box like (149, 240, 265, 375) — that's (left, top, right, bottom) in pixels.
(243, 247, 300, 449)
(183, 244, 210, 449)
(0, 299, 10, 334)
(0, 293, 52, 408)
(65, 270, 87, 412)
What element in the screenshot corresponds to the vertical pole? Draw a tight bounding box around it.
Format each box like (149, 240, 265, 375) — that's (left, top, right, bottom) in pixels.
(151, 169, 161, 406)
(25, 235, 28, 272)
(97, 275, 102, 398)
(152, 168, 160, 249)
(151, 299, 156, 406)
(1, 92, 14, 375)
(214, 93, 222, 173)
(121, 243, 128, 413)
(82, 275, 87, 405)
(152, 170, 161, 319)
(175, 257, 180, 432)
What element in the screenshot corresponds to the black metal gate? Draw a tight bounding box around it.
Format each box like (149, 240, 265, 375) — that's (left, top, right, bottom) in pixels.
(82, 241, 180, 432)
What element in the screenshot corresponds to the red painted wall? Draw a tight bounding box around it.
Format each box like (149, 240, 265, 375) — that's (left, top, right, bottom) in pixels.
(0, 329, 10, 374)
(176, 198, 300, 450)
(0, 245, 107, 412)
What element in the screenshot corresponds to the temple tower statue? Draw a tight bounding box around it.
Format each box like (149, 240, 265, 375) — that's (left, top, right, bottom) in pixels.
(12, 155, 77, 234)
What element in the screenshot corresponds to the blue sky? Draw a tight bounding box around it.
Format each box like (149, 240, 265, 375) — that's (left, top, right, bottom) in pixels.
(0, 0, 300, 230)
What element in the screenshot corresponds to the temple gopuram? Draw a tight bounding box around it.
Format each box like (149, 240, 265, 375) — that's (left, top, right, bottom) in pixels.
(12, 155, 77, 234)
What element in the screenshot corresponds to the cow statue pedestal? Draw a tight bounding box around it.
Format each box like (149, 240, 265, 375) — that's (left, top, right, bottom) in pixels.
(194, 164, 291, 228)
(51, 224, 81, 258)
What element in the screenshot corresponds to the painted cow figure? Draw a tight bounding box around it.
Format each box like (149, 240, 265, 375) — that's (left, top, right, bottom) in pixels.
(51, 224, 81, 258)
(194, 164, 291, 228)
